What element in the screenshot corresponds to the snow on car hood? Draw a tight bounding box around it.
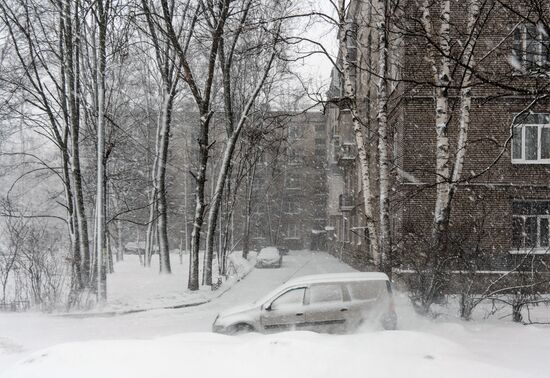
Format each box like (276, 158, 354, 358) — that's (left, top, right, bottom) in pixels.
(218, 303, 258, 319)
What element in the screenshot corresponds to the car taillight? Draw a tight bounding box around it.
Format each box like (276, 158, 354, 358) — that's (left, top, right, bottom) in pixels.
(388, 298, 395, 313)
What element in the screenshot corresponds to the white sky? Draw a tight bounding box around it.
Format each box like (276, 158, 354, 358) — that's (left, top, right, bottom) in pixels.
(288, 1, 339, 101)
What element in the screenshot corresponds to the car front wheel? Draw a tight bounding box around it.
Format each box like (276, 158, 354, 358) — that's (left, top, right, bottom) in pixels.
(228, 323, 254, 335)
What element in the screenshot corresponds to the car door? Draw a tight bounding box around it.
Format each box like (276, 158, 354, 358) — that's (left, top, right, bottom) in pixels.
(303, 283, 348, 333)
(260, 287, 307, 332)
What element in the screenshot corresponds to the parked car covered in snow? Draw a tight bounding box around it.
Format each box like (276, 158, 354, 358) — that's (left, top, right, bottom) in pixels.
(212, 272, 397, 334)
(255, 247, 283, 268)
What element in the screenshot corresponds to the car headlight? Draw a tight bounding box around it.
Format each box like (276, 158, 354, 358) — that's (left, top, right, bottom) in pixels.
(212, 314, 225, 332)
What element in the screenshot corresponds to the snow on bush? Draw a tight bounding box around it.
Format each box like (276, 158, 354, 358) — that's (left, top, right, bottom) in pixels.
(221, 253, 254, 285)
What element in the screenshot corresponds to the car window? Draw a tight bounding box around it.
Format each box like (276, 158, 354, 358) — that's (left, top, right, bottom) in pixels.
(270, 288, 305, 310)
(308, 284, 343, 304)
(347, 280, 387, 300)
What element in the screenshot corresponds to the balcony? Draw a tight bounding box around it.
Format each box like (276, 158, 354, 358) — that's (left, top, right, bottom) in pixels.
(337, 143, 357, 166)
(339, 193, 355, 211)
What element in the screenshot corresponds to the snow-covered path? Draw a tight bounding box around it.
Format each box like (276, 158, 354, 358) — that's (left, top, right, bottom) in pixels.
(1, 250, 550, 378)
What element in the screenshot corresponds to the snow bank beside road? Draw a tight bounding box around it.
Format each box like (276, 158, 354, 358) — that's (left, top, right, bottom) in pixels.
(66, 253, 253, 315)
(2, 330, 529, 378)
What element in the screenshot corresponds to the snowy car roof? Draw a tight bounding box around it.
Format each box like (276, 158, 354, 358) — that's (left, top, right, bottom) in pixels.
(254, 272, 389, 305)
(285, 272, 389, 286)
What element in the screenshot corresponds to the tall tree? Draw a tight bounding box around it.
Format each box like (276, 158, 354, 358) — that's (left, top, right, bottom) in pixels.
(375, 0, 390, 272)
(203, 3, 284, 286)
(416, 0, 481, 312)
(139, 0, 186, 273)
(0, 0, 91, 303)
(158, 0, 229, 290)
(93, 0, 110, 302)
(337, 0, 380, 267)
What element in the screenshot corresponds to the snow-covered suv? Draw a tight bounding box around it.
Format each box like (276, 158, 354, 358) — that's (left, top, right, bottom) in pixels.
(212, 272, 397, 334)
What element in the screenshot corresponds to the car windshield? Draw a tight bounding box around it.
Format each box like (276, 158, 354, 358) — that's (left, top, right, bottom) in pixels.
(253, 287, 284, 305)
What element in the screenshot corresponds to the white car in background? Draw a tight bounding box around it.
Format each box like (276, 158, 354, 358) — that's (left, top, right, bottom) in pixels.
(212, 272, 397, 334)
(255, 247, 283, 268)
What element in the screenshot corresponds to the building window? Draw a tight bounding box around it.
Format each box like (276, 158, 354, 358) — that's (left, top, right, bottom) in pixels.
(287, 149, 302, 165)
(285, 223, 299, 239)
(512, 23, 550, 72)
(512, 113, 550, 163)
(342, 216, 350, 243)
(288, 125, 302, 140)
(252, 223, 267, 240)
(285, 171, 300, 189)
(512, 201, 550, 252)
(315, 123, 325, 134)
(252, 174, 265, 190)
(284, 198, 299, 214)
(346, 21, 358, 77)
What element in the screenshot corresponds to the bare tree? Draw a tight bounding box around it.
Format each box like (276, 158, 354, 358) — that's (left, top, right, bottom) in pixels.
(91, 0, 111, 303)
(157, 0, 229, 290)
(0, 0, 91, 301)
(203, 6, 284, 286)
(139, 0, 188, 274)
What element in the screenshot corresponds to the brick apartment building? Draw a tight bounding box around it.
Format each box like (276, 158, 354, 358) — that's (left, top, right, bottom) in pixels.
(242, 112, 328, 251)
(325, 0, 550, 286)
(150, 111, 327, 255)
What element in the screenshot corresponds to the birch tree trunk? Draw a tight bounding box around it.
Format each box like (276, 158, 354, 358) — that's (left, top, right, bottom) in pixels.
(419, 0, 479, 311)
(432, 0, 452, 253)
(338, 0, 379, 267)
(450, 0, 479, 191)
(95, 0, 109, 303)
(376, 0, 390, 273)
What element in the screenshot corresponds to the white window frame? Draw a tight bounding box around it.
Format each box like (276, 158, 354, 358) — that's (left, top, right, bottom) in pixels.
(513, 23, 550, 71)
(285, 171, 301, 190)
(283, 199, 300, 214)
(512, 115, 550, 164)
(510, 200, 550, 254)
(511, 214, 550, 254)
(285, 223, 299, 239)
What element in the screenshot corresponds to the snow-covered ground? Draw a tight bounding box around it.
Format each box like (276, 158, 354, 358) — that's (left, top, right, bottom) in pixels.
(1, 250, 549, 378)
(71, 252, 253, 313)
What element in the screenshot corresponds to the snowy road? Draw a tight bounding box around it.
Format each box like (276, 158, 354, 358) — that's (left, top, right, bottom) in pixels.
(1, 250, 550, 378)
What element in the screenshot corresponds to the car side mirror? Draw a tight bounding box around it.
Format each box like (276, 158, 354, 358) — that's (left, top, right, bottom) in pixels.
(263, 303, 272, 312)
